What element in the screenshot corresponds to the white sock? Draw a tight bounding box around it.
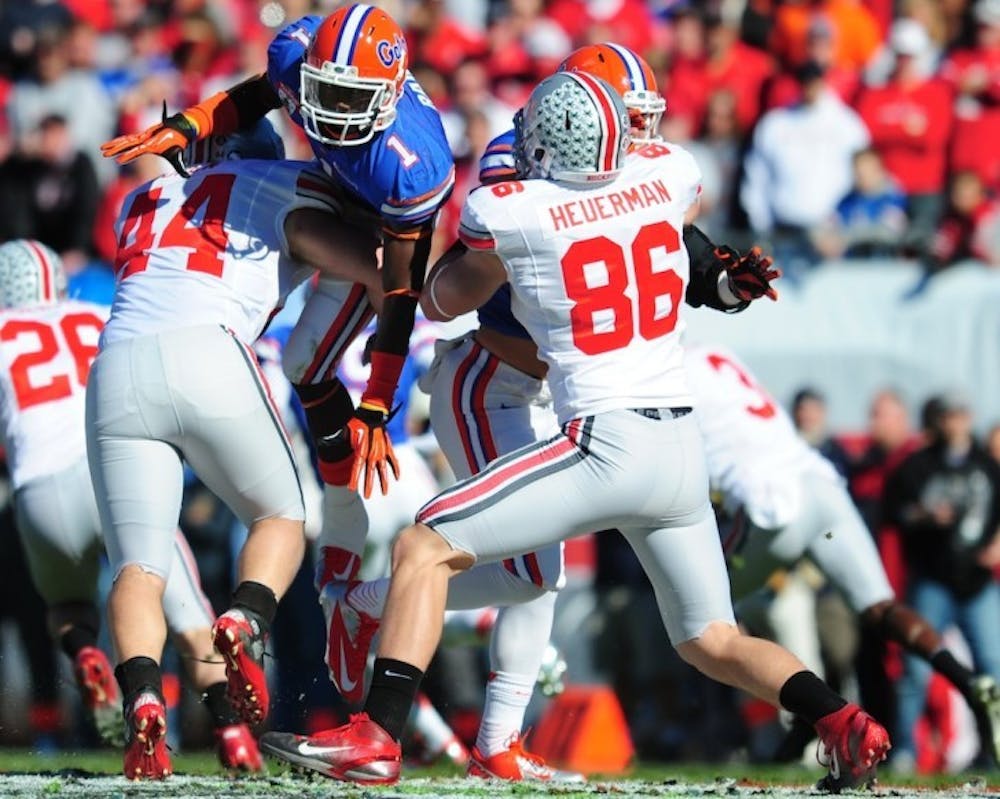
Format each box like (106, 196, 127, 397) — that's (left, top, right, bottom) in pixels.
(475, 670, 537, 757)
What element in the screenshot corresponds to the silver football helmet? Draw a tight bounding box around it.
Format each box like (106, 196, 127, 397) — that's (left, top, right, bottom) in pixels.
(0, 239, 66, 309)
(514, 72, 631, 184)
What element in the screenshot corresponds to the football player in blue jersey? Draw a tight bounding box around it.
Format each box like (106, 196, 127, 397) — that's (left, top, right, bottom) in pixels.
(102, 3, 456, 710)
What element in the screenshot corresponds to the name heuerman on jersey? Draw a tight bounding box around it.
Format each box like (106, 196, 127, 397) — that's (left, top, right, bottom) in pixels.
(458, 143, 702, 423)
(104, 159, 330, 347)
(0, 300, 107, 488)
(685, 344, 841, 528)
(545, 177, 674, 233)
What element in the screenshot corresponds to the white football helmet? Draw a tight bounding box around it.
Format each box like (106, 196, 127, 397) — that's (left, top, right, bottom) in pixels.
(515, 72, 631, 184)
(0, 239, 66, 309)
(183, 118, 286, 169)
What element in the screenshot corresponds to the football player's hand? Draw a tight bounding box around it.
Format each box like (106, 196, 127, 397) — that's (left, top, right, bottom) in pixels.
(718, 245, 781, 302)
(345, 401, 400, 499)
(100, 103, 195, 176)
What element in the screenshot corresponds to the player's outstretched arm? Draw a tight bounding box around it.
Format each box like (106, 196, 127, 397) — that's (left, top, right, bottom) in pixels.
(100, 74, 280, 172)
(284, 208, 381, 295)
(684, 224, 781, 313)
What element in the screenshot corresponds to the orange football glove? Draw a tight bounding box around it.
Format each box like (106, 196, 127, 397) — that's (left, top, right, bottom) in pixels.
(345, 401, 401, 499)
(100, 103, 197, 176)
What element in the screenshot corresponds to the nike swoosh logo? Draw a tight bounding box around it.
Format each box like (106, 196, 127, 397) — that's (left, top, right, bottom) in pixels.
(298, 741, 355, 756)
(384, 670, 412, 680)
(327, 603, 362, 695)
(339, 640, 358, 693)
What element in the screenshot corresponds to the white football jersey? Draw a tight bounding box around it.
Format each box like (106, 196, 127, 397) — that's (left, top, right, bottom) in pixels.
(686, 343, 841, 528)
(102, 159, 332, 347)
(0, 300, 107, 488)
(459, 142, 702, 423)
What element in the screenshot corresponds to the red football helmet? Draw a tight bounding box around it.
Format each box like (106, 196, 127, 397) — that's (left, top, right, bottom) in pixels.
(558, 43, 666, 141)
(300, 4, 408, 146)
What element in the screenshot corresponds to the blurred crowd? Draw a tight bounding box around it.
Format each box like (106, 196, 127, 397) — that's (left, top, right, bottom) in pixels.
(1, 0, 1000, 290)
(0, 0, 998, 774)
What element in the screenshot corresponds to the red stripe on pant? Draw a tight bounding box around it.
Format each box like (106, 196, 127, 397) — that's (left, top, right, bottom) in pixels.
(470, 352, 499, 461)
(232, 333, 294, 449)
(300, 283, 368, 385)
(419, 435, 576, 522)
(452, 343, 484, 472)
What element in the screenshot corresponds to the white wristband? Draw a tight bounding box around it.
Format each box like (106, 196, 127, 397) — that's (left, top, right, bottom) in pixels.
(427, 265, 456, 320)
(716, 270, 743, 307)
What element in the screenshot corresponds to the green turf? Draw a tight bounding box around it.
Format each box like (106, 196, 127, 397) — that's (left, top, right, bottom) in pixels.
(0, 748, 996, 790)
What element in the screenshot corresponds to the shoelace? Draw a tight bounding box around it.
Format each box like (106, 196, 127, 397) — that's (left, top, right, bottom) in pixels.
(507, 732, 553, 773)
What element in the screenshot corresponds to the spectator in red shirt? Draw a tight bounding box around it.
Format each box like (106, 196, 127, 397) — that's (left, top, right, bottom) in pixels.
(856, 19, 954, 256)
(668, 10, 773, 134)
(942, 0, 1000, 191)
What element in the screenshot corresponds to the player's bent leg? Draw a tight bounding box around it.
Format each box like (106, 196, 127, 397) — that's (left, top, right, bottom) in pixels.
(13, 468, 123, 742)
(165, 326, 306, 724)
(260, 523, 471, 783)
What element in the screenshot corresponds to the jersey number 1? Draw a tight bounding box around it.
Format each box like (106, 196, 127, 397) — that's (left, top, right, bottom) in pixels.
(561, 221, 683, 355)
(114, 173, 236, 280)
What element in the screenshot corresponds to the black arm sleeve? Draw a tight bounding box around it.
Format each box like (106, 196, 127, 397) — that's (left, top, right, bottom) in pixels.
(228, 74, 282, 128)
(683, 224, 749, 313)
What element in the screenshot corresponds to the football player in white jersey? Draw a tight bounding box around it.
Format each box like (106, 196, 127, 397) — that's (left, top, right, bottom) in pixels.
(259, 73, 890, 789)
(686, 343, 1000, 765)
(0, 240, 262, 770)
(88, 121, 382, 779)
(317, 43, 778, 783)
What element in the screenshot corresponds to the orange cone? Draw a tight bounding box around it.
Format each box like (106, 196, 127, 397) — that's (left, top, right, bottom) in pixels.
(530, 685, 634, 774)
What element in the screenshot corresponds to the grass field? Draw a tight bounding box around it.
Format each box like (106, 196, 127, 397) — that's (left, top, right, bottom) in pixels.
(0, 751, 997, 799)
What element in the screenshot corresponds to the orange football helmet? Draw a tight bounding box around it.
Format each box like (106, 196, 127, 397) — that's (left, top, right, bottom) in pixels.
(300, 4, 408, 147)
(558, 43, 666, 141)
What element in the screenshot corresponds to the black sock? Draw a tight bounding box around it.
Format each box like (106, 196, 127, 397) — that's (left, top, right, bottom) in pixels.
(778, 670, 847, 725)
(363, 658, 423, 740)
(231, 581, 278, 631)
(930, 649, 976, 700)
(60, 624, 98, 660)
(203, 681, 240, 727)
(114, 656, 163, 706)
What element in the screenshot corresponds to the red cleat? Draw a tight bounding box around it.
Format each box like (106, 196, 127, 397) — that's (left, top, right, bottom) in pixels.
(468, 735, 584, 783)
(74, 646, 124, 745)
(259, 712, 400, 784)
(814, 703, 891, 792)
(215, 722, 264, 772)
(212, 609, 269, 724)
(123, 692, 171, 780)
(320, 581, 379, 704)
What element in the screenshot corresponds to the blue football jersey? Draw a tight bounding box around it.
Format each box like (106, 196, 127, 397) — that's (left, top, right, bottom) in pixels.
(267, 15, 455, 230)
(474, 130, 531, 339)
